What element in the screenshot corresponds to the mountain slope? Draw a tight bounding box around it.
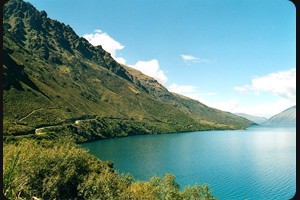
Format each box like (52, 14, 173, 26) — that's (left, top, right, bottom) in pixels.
(124, 65, 253, 128)
(3, 0, 253, 142)
(234, 113, 267, 124)
(263, 106, 296, 126)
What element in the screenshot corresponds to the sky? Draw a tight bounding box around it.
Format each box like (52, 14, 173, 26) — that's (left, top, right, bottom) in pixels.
(26, 0, 296, 118)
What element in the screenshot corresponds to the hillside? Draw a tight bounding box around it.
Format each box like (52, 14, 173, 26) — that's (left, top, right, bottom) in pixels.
(3, 0, 253, 142)
(124, 65, 253, 128)
(234, 113, 267, 124)
(263, 106, 296, 126)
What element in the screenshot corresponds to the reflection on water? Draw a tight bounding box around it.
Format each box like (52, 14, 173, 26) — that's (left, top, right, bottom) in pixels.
(82, 126, 296, 200)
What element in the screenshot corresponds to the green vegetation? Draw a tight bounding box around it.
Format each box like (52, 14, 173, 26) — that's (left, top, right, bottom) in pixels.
(4, 138, 216, 200)
(3, 0, 253, 141)
(4, 115, 240, 144)
(2, 0, 253, 199)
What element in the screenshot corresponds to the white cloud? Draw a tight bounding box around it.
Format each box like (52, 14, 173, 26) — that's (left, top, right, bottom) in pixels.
(168, 82, 293, 118)
(233, 85, 251, 93)
(168, 78, 295, 118)
(114, 57, 126, 65)
(209, 99, 240, 113)
(181, 54, 211, 63)
(130, 59, 168, 85)
(235, 68, 296, 101)
(83, 30, 168, 84)
(168, 83, 216, 104)
(209, 98, 295, 118)
(168, 83, 197, 94)
(167, 82, 295, 118)
(82, 30, 126, 64)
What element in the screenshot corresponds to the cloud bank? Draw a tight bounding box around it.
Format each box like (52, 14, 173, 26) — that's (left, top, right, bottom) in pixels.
(234, 68, 296, 101)
(210, 98, 295, 118)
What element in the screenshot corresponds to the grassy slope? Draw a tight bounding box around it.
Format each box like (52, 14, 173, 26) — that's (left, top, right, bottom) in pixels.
(124, 65, 253, 129)
(3, 0, 253, 142)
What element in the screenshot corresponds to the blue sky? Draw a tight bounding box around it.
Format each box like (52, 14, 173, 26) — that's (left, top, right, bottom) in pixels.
(26, 0, 296, 118)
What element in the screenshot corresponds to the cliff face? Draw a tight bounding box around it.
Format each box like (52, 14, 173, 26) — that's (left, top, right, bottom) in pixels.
(3, 0, 253, 141)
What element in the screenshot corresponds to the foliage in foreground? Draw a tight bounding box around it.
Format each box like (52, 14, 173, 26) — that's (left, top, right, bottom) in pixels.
(3, 138, 217, 200)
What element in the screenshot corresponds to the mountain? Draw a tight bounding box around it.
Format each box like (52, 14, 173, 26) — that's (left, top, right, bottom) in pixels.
(234, 113, 267, 124)
(124, 65, 252, 128)
(3, 0, 253, 142)
(263, 106, 296, 126)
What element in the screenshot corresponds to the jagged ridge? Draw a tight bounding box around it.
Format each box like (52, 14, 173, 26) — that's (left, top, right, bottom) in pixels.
(3, 0, 253, 142)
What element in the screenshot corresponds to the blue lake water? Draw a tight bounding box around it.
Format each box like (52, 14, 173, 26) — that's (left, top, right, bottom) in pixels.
(81, 126, 296, 200)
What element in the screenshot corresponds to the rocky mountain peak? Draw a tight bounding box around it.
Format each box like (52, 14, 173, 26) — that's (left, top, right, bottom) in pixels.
(4, 0, 133, 82)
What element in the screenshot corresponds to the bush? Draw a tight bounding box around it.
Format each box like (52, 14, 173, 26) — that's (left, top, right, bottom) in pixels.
(3, 138, 108, 199)
(3, 138, 216, 199)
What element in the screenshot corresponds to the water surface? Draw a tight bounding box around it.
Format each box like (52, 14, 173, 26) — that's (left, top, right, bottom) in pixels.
(82, 126, 296, 200)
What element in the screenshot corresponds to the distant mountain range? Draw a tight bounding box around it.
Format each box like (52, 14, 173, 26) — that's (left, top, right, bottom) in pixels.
(234, 113, 268, 125)
(235, 105, 296, 127)
(3, 0, 253, 142)
(263, 106, 296, 126)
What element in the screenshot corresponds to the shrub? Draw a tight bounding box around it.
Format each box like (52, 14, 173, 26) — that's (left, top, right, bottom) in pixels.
(3, 138, 216, 199)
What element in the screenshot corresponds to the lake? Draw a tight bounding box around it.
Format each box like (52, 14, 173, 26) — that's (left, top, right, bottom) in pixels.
(81, 126, 296, 200)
